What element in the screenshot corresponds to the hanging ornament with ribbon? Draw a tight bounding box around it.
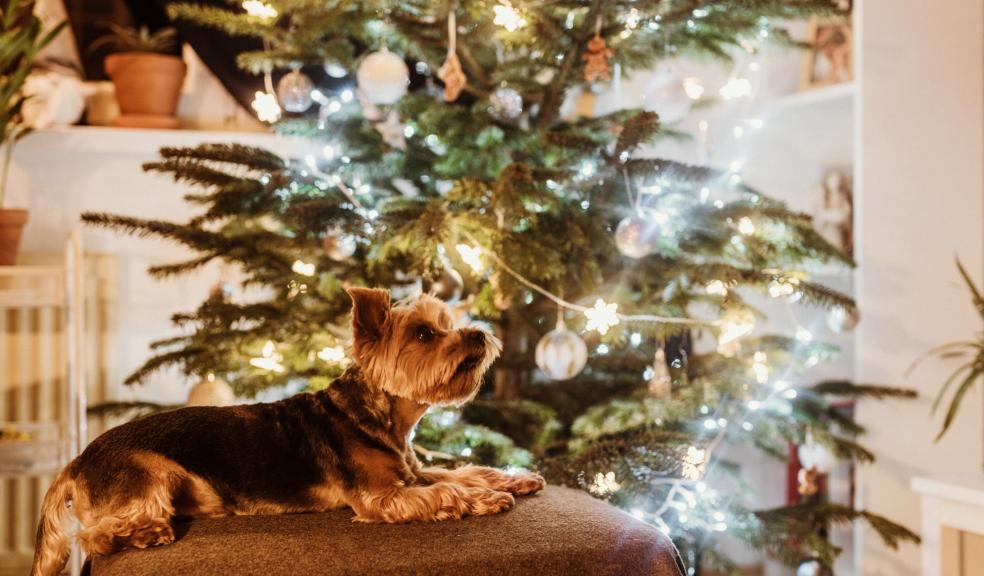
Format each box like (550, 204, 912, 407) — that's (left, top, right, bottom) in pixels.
(648, 344, 672, 399)
(582, 18, 613, 84)
(437, 11, 467, 102)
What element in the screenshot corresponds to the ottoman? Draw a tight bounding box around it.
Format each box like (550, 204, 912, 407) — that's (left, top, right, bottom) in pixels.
(89, 486, 685, 575)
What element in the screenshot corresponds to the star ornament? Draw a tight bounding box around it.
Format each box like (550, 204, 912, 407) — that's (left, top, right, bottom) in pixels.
(584, 298, 619, 335)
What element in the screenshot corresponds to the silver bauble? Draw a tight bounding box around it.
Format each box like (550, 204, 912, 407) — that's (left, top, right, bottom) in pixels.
(826, 306, 859, 333)
(643, 71, 692, 124)
(796, 560, 832, 576)
(535, 322, 588, 381)
(276, 69, 314, 113)
(187, 375, 235, 407)
(615, 215, 656, 259)
(424, 268, 464, 302)
(356, 48, 410, 105)
(489, 86, 523, 122)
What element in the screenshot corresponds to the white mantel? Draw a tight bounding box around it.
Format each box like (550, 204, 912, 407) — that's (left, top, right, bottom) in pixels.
(913, 476, 984, 576)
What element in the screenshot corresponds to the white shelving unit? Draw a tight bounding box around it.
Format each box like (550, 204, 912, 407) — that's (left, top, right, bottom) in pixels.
(0, 230, 86, 576)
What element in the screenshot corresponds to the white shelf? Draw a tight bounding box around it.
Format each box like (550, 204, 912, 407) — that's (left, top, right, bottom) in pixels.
(770, 82, 856, 112)
(18, 126, 311, 158)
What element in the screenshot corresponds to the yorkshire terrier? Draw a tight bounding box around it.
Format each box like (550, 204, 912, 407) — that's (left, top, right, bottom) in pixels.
(32, 288, 544, 576)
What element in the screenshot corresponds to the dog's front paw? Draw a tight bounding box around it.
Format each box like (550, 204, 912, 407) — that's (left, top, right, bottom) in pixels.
(500, 472, 546, 496)
(469, 488, 514, 516)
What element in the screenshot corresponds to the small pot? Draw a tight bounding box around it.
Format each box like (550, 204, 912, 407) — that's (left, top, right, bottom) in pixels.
(105, 52, 186, 129)
(0, 209, 29, 266)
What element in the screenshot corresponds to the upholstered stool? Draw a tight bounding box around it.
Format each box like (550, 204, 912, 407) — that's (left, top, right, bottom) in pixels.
(89, 486, 684, 576)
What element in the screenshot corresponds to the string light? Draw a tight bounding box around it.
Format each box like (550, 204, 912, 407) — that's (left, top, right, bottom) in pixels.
(752, 351, 769, 383)
(455, 244, 485, 274)
(589, 471, 621, 495)
(681, 447, 707, 481)
(683, 77, 705, 100)
(584, 298, 620, 335)
(737, 217, 756, 235)
(493, 3, 526, 31)
(705, 280, 728, 296)
(317, 345, 346, 364)
(250, 340, 285, 373)
(251, 91, 282, 122)
(242, 0, 277, 20)
(719, 76, 753, 100)
(292, 259, 316, 276)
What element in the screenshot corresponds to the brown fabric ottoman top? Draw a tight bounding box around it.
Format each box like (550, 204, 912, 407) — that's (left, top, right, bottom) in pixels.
(88, 486, 684, 576)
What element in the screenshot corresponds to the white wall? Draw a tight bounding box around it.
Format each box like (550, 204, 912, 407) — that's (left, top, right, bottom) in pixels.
(857, 1, 984, 575)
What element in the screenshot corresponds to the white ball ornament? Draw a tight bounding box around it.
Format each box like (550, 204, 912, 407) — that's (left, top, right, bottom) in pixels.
(643, 71, 692, 124)
(356, 48, 410, 105)
(614, 215, 656, 258)
(276, 69, 314, 113)
(489, 85, 524, 122)
(826, 306, 859, 333)
(535, 318, 588, 381)
(187, 375, 236, 407)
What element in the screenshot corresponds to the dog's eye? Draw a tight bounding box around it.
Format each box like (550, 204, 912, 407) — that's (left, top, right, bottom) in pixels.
(416, 326, 435, 342)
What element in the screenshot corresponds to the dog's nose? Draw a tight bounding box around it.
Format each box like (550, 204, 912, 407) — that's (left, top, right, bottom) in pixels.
(468, 330, 485, 344)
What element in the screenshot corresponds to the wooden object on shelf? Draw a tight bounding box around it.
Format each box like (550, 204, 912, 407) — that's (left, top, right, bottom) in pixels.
(801, 15, 854, 90)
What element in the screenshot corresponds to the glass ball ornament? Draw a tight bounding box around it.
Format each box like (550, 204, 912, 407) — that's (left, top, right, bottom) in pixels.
(489, 85, 523, 122)
(424, 268, 464, 302)
(356, 48, 410, 105)
(535, 320, 588, 381)
(614, 215, 656, 259)
(323, 227, 357, 261)
(276, 69, 314, 113)
(827, 305, 859, 333)
(643, 71, 692, 124)
(187, 375, 235, 407)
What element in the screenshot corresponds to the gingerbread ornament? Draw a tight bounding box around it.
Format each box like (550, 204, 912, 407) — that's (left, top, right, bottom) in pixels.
(582, 33, 613, 83)
(437, 12, 467, 102)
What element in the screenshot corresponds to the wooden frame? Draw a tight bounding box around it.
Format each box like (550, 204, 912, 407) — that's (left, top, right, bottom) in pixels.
(801, 15, 854, 90)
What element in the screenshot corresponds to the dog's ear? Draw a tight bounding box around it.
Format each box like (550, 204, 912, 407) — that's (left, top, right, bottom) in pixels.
(347, 287, 391, 344)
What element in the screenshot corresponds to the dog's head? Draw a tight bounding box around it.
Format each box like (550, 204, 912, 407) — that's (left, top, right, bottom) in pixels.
(346, 287, 502, 405)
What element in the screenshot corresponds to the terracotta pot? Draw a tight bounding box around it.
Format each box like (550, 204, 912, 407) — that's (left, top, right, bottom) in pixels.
(0, 209, 29, 266)
(105, 53, 186, 129)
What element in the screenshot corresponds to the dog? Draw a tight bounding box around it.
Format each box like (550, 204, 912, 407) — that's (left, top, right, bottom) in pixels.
(31, 287, 545, 576)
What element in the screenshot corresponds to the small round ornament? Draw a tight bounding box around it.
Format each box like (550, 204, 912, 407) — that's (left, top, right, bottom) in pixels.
(356, 48, 410, 105)
(614, 215, 656, 259)
(424, 267, 464, 302)
(323, 61, 348, 78)
(187, 374, 235, 407)
(535, 317, 588, 381)
(488, 85, 523, 122)
(643, 71, 692, 124)
(276, 69, 314, 113)
(826, 305, 859, 333)
(323, 227, 357, 261)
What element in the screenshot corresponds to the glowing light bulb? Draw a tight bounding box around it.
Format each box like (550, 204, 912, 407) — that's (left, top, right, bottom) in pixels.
(455, 244, 485, 275)
(584, 298, 620, 335)
(251, 91, 281, 123)
(738, 217, 755, 235)
(705, 280, 728, 296)
(317, 345, 346, 363)
(683, 77, 705, 100)
(292, 260, 316, 277)
(752, 351, 769, 384)
(242, 0, 277, 20)
(682, 446, 707, 480)
(250, 340, 285, 373)
(589, 471, 621, 495)
(719, 77, 753, 100)
(493, 3, 526, 31)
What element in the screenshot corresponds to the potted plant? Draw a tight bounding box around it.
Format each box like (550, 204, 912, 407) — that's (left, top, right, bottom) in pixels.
(0, 0, 65, 265)
(94, 25, 185, 129)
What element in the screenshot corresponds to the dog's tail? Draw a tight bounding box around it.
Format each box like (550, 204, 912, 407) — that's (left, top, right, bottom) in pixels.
(31, 467, 77, 576)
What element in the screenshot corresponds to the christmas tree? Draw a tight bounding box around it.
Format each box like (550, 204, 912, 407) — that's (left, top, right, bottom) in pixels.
(84, 0, 918, 571)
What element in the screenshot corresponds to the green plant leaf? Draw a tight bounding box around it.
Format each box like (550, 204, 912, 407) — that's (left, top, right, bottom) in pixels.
(936, 365, 983, 441)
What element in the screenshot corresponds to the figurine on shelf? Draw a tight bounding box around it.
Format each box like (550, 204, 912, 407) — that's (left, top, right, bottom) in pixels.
(813, 170, 853, 255)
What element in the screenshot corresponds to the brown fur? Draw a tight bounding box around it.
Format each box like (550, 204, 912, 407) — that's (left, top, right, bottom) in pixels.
(30, 288, 544, 576)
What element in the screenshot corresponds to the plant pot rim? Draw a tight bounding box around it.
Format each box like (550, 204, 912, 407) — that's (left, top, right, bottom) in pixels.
(105, 52, 184, 63)
(0, 208, 29, 225)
